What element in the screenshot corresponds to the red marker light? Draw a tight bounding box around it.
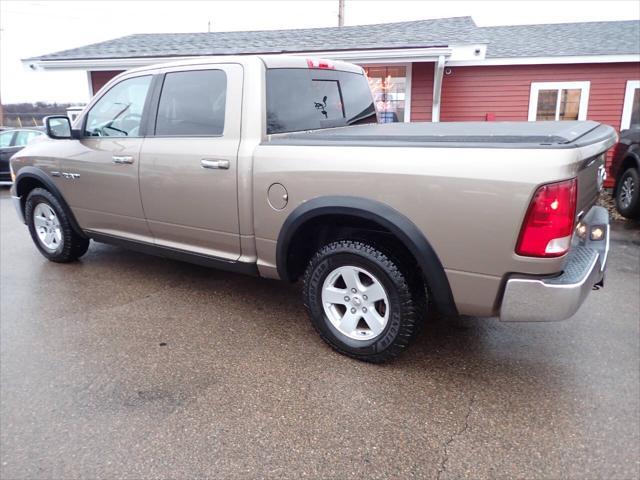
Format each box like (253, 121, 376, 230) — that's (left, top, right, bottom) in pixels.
(306, 58, 335, 70)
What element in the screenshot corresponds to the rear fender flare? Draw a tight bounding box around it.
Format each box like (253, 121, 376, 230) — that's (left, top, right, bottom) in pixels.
(276, 196, 458, 316)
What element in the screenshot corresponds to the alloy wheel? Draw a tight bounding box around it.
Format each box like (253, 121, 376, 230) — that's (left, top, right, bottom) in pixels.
(321, 265, 389, 341)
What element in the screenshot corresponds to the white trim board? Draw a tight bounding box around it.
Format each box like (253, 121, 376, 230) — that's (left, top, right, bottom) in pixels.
(24, 47, 457, 71)
(448, 54, 640, 67)
(26, 48, 637, 72)
(621, 80, 640, 130)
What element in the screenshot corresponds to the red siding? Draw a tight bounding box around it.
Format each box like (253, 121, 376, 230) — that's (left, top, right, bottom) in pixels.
(410, 62, 434, 121)
(90, 70, 124, 95)
(439, 63, 640, 127)
(431, 62, 640, 185)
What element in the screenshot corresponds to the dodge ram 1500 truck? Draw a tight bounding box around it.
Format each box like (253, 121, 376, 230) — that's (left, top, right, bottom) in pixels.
(10, 55, 616, 362)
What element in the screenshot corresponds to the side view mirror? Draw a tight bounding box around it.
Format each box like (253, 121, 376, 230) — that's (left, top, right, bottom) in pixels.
(44, 115, 79, 139)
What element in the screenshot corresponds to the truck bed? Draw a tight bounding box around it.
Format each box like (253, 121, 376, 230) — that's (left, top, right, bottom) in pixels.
(265, 120, 614, 149)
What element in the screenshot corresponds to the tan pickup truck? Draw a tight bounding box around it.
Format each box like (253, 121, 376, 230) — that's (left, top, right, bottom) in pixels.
(10, 55, 616, 362)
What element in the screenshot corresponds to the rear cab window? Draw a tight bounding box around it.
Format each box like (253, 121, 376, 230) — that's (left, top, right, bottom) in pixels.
(266, 68, 377, 134)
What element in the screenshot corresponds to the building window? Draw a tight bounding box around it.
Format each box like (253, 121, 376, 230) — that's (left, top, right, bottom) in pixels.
(363, 65, 411, 123)
(621, 80, 640, 130)
(528, 81, 590, 121)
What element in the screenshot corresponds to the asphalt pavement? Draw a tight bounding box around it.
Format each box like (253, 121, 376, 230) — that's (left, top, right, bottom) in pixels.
(1, 187, 639, 479)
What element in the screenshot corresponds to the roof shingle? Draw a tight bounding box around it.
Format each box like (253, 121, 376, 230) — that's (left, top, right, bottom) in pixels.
(28, 17, 640, 62)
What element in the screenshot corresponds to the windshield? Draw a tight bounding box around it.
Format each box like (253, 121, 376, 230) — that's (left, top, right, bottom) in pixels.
(266, 68, 377, 134)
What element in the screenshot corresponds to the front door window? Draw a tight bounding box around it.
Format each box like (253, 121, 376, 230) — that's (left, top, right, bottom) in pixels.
(84, 75, 152, 137)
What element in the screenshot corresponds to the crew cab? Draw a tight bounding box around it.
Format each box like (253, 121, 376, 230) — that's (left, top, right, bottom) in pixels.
(10, 55, 616, 362)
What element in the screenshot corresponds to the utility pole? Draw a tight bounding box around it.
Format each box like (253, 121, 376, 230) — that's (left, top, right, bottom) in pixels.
(338, 0, 344, 27)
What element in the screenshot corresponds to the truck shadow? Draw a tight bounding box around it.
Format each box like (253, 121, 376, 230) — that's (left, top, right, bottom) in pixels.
(81, 243, 574, 382)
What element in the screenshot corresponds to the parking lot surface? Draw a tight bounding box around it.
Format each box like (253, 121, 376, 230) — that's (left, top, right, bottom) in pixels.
(1, 187, 639, 479)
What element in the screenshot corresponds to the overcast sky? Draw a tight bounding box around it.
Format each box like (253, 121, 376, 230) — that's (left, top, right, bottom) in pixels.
(1, 0, 639, 103)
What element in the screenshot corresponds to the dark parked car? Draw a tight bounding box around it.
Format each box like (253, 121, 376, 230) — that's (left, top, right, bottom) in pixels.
(611, 127, 640, 219)
(0, 128, 45, 183)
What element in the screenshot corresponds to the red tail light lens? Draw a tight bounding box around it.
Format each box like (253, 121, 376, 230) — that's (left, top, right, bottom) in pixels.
(516, 178, 577, 257)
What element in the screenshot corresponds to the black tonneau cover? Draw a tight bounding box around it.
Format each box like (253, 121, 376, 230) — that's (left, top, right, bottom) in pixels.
(264, 121, 616, 149)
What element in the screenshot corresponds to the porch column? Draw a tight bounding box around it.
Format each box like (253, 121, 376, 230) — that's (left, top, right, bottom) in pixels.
(432, 55, 446, 122)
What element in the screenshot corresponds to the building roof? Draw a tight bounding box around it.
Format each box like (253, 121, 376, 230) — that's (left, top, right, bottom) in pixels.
(482, 20, 640, 58)
(29, 17, 481, 61)
(27, 17, 640, 63)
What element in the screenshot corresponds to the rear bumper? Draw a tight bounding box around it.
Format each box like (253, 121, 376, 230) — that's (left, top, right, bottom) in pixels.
(500, 206, 609, 322)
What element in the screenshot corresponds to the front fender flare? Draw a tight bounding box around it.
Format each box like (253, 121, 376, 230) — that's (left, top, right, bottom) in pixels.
(276, 196, 458, 316)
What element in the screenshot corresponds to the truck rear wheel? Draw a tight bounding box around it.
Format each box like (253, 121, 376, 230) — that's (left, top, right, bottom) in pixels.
(302, 240, 424, 363)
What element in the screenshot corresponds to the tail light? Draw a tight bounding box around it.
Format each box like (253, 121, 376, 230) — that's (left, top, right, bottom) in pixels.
(516, 178, 577, 258)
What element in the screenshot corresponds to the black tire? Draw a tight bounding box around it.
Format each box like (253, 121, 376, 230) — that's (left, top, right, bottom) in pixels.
(25, 188, 90, 262)
(302, 240, 425, 363)
(615, 167, 640, 219)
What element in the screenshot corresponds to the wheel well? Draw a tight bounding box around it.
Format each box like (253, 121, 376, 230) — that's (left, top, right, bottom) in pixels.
(14, 171, 87, 238)
(620, 155, 640, 176)
(284, 214, 423, 284)
(15, 176, 47, 212)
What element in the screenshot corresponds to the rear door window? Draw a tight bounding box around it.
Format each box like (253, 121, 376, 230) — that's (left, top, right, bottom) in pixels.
(154, 70, 227, 136)
(266, 68, 377, 134)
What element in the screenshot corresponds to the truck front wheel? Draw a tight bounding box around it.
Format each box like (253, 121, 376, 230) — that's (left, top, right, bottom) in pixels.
(25, 188, 90, 263)
(302, 240, 424, 363)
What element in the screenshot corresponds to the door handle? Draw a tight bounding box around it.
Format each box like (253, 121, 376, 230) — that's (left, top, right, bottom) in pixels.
(112, 155, 134, 164)
(201, 159, 230, 170)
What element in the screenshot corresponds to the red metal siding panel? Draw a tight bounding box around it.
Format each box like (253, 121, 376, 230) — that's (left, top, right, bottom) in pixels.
(438, 63, 640, 184)
(90, 70, 124, 96)
(440, 63, 640, 125)
(410, 62, 434, 121)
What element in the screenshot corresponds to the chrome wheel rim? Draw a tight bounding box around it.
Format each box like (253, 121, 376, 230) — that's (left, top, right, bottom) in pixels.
(33, 203, 62, 251)
(321, 265, 389, 341)
(620, 176, 635, 209)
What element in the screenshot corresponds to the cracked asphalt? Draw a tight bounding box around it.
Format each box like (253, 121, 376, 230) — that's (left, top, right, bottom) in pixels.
(1, 187, 639, 479)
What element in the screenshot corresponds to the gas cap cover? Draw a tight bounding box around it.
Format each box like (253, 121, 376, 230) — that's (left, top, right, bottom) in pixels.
(267, 183, 288, 210)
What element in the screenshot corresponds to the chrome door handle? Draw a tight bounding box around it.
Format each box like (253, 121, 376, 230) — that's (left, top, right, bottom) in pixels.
(112, 155, 134, 164)
(201, 159, 230, 170)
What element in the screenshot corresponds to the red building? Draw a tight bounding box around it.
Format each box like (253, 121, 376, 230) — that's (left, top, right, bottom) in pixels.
(26, 17, 640, 182)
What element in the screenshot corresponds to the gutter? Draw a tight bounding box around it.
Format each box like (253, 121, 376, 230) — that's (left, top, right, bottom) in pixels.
(22, 46, 471, 71)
